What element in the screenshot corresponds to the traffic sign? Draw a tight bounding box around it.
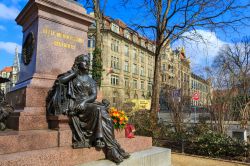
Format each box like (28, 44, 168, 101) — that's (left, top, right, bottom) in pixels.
(192, 92, 200, 101)
(172, 89, 181, 102)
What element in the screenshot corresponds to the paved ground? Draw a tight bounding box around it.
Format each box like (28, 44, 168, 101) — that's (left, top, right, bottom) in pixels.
(172, 153, 249, 166)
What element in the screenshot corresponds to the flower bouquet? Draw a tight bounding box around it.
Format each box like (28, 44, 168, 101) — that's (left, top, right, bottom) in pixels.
(109, 107, 128, 129)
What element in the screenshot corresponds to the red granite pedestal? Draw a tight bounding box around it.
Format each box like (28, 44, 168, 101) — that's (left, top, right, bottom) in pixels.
(0, 120, 152, 166)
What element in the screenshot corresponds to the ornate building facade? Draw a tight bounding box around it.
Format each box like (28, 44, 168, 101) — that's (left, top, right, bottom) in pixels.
(161, 47, 191, 96)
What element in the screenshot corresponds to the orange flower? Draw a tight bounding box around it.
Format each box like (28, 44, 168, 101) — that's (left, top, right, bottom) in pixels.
(109, 107, 128, 129)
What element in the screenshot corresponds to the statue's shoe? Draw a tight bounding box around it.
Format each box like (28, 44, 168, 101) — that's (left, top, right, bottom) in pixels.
(72, 141, 91, 149)
(121, 152, 130, 159)
(106, 148, 124, 164)
(95, 139, 105, 149)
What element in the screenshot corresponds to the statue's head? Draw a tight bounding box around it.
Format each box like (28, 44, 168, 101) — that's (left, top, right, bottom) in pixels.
(73, 54, 90, 72)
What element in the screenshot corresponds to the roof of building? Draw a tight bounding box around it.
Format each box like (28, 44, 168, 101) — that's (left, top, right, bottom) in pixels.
(191, 73, 209, 85)
(1, 66, 13, 73)
(103, 16, 154, 44)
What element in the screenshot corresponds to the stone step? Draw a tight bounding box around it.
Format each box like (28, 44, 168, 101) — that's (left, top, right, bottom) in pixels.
(0, 136, 152, 166)
(78, 147, 171, 166)
(0, 130, 58, 155)
(7, 107, 48, 130)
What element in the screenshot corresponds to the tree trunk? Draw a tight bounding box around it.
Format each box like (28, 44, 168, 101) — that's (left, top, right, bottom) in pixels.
(150, 38, 163, 127)
(92, 0, 103, 87)
(94, 0, 102, 49)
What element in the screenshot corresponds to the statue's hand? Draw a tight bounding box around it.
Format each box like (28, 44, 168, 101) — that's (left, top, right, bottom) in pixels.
(72, 67, 79, 75)
(77, 102, 86, 111)
(68, 111, 76, 116)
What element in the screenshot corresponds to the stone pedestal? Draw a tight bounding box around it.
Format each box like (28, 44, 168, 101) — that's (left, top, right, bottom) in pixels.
(0, 131, 153, 165)
(6, 0, 94, 130)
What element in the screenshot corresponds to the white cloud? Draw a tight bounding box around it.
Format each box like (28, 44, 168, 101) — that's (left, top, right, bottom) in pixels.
(0, 25, 5, 30)
(0, 3, 19, 20)
(172, 30, 230, 73)
(0, 41, 21, 54)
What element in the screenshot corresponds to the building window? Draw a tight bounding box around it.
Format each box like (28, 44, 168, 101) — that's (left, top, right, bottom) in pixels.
(124, 45, 129, 56)
(148, 69, 152, 78)
(140, 66, 144, 76)
(162, 74, 167, 82)
(111, 75, 119, 85)
(133, 80, 137, 89)
(125, 78, 129, 87)
(88, 36, 95, 48)
(168, 65, 174, 73)
(2, 72, 7, 78)
(192, 80, 194, 89)
(148, 44, 152, 51)
(124, 61, 129, 72)
(132, 49, 137, 60)
(111, 56, 119, 69)
(148, 56, 153, 65)
(111, 39, 119, 52)
(124, 30, 130, 39)
(111, 23, 119, 33)
(141, 40, 145, 47)
(132, 64, 137, 74)
(148, 83, 152, 91)
(162, 54, 167, 60)
(140, 52, 144, 63)
(133, 35, 138, 43)
(162, 64, 167, 71)
(141, 81, 144, 90)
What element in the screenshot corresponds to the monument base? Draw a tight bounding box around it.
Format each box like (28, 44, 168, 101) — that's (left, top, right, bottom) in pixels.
(0, 129, 152, 166)
(78, 147, 171, 166)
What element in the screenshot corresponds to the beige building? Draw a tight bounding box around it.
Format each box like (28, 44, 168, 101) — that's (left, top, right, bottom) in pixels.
(190, 73, 211, 107)
(88, 16, 207, 109)
(161, 47, 191, 96)
(88, 17, 156, 107)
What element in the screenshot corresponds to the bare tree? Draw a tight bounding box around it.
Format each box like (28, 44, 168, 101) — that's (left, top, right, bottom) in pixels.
(212, 37, 250, 129)
(121, 0, 250, 126)
(161, 85, 191, 133)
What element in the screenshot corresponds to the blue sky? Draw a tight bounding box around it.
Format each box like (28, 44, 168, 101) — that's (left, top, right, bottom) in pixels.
(0, 0, 249, 75)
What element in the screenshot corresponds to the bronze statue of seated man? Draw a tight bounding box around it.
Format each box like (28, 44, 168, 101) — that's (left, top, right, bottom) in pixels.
(47, 54, 129, 163)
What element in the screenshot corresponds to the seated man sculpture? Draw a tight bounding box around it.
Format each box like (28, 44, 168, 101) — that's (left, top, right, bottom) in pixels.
(47, 54, 129, 163)
(0, 89, 14, 131)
